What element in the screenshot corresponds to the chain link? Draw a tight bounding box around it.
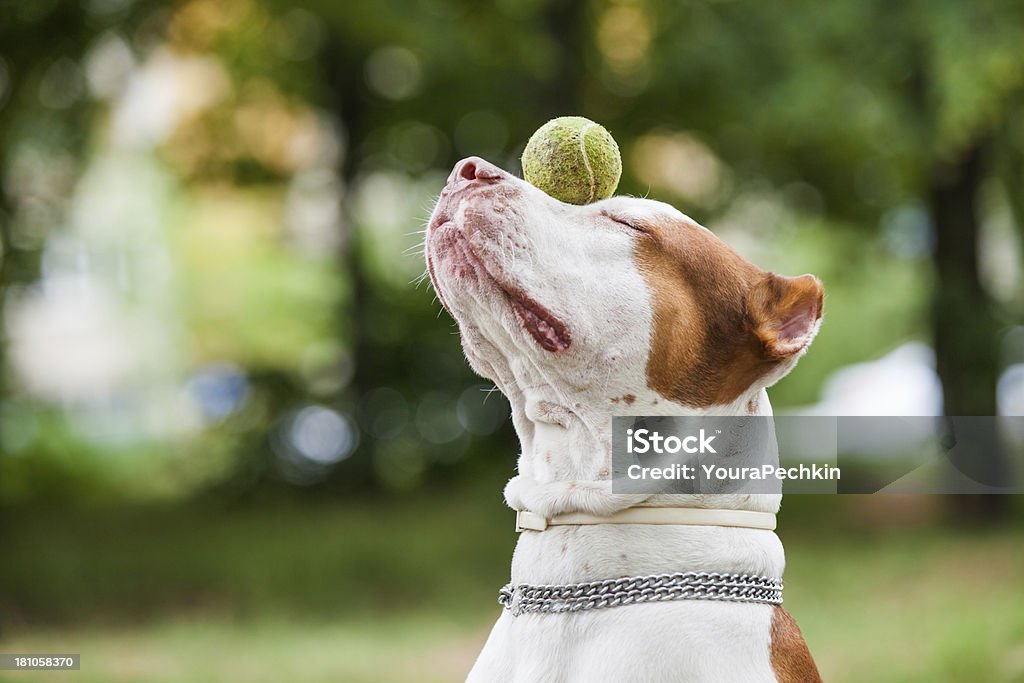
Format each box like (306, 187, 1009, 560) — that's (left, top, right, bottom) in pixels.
(498, 571, 783, 616)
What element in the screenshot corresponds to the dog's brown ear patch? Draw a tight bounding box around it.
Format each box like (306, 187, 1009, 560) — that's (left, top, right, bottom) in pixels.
(770, 605, 822, 682)
(636, 215, 824, 407)
(747, 273, 823, 359)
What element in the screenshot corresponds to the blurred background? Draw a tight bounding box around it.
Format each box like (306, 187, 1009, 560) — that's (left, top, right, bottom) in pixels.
(1, 1, 1022, 681)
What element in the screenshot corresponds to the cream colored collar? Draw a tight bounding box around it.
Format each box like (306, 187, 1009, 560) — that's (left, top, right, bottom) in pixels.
(514, 507, 777, 532)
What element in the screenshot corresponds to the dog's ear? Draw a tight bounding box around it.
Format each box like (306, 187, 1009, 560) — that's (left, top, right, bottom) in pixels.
(746, 273, 824, 359)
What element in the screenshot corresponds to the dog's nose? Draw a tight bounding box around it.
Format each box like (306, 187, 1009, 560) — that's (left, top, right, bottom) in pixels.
(449, 156, 503, 185)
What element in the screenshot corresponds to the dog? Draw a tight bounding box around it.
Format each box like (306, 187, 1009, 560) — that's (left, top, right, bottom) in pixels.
(425, 156, 823, 682)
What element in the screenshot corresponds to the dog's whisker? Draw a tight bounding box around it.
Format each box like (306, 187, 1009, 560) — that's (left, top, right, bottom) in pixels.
(480, 385, 502, 404)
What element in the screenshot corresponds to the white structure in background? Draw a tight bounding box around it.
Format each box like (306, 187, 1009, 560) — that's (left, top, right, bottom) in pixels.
(999, 363, 1024, 444)
(783, 341, 1023, 460)
(999, 364, 1024, 416)
(798, 342, 943, 417)
(781, 342, 942, 458)
(8, 263, 142, 402)
(794, 340, 1022, 417)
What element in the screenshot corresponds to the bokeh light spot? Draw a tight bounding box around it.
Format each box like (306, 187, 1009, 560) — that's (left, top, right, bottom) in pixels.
(365, 46, 422, 101)
(456, 384, 510, 436)
(415, 391, 463, 444)
(38, 57, 84, 110)
(631, 131, 723, 203)
(289, 405, 356, 465)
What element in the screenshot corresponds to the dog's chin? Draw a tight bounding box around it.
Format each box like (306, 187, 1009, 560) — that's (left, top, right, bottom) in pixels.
(427, 223, 572, 354)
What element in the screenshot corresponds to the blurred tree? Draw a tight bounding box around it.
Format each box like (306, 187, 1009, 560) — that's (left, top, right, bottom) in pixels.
(0, 2, 92, 435)
(0, 1, 166, 501)
(0, 0, 350, 501)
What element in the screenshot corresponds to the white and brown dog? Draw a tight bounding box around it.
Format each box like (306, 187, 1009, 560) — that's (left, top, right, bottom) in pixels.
(426, 156, 823, 682)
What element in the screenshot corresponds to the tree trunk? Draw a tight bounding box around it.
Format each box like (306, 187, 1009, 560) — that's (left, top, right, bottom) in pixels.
(541, 0, 588, 116)
(322, 36, 376, 492)
(926, 139, 1008, 522)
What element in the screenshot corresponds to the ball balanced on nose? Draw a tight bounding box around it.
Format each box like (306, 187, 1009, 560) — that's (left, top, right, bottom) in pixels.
(521, 116, 622, 205)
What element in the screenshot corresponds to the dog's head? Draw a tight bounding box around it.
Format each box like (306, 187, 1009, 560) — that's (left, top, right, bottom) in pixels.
(425, 157, 823, 417)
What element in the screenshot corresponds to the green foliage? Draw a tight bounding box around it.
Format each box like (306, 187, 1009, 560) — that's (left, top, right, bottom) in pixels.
(1, 0, 1020, 502)
(172, 188, 343, 368)
(758, 217, 932, 406)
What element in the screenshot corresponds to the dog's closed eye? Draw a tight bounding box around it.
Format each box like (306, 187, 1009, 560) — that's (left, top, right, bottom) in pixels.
(605, 214, 650, 236)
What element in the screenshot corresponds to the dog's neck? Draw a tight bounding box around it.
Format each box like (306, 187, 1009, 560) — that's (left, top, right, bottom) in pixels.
(458, 326, 780, 518)
(501, 374, 778, 519)
(494, 380, 785, 587)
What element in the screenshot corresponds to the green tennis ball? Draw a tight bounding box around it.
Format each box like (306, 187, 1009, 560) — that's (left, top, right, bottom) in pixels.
(521, 116, 622, 204)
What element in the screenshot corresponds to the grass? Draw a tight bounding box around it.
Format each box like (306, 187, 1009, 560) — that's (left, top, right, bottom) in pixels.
(784, 525, 1024, 681)
(2, 490, 1023, 682)
(2, 615, 488, 683)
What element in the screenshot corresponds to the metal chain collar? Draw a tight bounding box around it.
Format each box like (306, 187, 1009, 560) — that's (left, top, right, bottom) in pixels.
(498, 571, 783, 616)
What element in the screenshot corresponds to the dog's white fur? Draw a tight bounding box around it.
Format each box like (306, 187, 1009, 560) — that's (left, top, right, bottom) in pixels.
(425, 157, 818, 682)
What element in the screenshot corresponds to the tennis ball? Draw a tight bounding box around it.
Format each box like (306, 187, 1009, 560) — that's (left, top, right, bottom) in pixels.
(521, 116, 622, 204)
